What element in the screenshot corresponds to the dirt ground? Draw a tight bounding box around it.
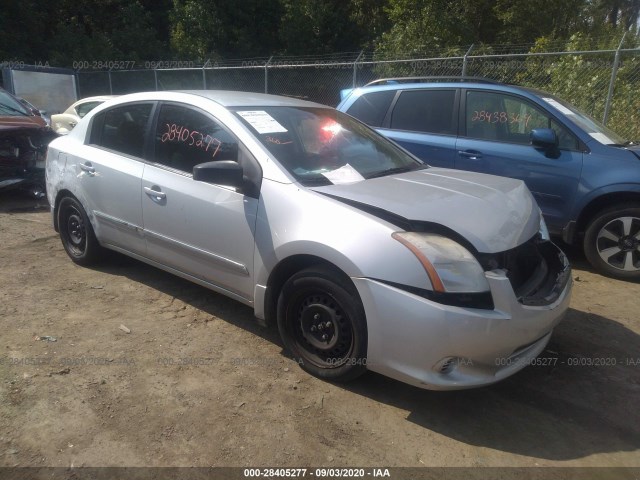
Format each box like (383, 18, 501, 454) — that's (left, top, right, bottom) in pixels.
(0, 190, 639, 472)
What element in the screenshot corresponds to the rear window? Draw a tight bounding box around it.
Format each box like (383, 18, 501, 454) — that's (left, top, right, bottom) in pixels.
(346, 90, 395, 127)
(390, 89, 456, 135)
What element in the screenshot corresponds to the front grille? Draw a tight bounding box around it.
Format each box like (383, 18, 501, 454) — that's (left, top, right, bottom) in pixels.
(478, 236, 570, 306)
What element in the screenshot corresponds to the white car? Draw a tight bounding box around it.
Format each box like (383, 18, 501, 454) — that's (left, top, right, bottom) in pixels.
(51, 96, 114, 135)
(45, 91, 572, 390)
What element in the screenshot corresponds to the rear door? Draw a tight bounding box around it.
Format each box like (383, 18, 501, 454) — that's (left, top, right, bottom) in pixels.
(75, 102, 154, 255)
(378, 88, 459, 168)
(455, 89, 584, 233)
(141, 102, 260, 302)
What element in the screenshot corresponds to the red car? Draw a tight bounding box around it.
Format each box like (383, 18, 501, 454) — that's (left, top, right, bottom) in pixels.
(0, 88, 57, 198)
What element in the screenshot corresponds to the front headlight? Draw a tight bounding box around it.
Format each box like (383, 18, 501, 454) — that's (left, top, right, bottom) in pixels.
(539, 213, 550, 241)
(392, 232, 490, 293)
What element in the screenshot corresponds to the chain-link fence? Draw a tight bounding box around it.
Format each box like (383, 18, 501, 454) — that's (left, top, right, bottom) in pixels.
(77, 41, 640, 141)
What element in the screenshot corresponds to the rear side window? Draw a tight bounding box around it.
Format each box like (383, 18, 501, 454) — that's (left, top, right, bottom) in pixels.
(346, 90, 395, 127)
(390, 90, 456, 135)
(153, 104, 238, 174)
(90, 103, 153, 158)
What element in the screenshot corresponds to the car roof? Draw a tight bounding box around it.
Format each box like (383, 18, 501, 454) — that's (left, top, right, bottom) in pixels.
(349, 80, 550, 99)
(177, 90, 326, 108)
(91, 90, 328, 111)
(76, 96, 116, 103)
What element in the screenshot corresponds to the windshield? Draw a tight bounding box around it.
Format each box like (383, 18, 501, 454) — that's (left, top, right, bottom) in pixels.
(232, 107, 425, 186)
(0, 91, 30, 117)
(541, 95, 629, 145)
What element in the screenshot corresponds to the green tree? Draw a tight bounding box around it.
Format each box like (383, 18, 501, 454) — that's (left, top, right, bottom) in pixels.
(170, 0, 282, 60)
(47, 0, 166, 65)
(376, 0, 502, 57)
(278, 0, 363, 54)
(493, 0, 586, 44)
(0, 0, 57, 62)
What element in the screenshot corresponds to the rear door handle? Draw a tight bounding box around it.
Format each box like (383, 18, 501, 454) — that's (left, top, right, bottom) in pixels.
(458, 150, 483, 160)
(144, 186, 167, 201)
(79, 162, 95, 174)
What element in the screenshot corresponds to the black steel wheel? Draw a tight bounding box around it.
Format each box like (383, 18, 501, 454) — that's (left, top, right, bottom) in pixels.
(277, 265, 368, 381)
(58, 196, 102, 265)
(584, 204, 640, 281)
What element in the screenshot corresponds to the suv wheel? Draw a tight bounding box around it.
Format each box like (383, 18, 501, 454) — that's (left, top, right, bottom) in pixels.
(584, 204, 640, 280)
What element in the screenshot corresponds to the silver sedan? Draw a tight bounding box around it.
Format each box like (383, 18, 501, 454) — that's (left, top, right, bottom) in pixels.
(45, 91, 572, 389)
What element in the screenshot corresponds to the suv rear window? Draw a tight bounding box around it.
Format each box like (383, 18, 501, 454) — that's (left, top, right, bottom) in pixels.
(346, 90, 395, 127)
(390, 90, 456, 135)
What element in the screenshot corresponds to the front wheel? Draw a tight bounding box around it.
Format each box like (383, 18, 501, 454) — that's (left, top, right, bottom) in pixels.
(583, 204, 640, 280)
(277, 266, 368, 382)
(58, 196, 102, 265)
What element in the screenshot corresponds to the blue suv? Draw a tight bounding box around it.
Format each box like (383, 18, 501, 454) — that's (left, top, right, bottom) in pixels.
(337, 78, 640, 280)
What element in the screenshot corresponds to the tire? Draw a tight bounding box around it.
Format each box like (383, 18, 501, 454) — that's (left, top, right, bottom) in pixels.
(277, 265, 368, 382)
(57, 196, 102, 266)
(583, 204, 640, 280)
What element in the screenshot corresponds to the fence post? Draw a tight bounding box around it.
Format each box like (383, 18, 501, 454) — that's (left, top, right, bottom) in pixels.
(154, 69, 158, 91)
(265, 56, 273, 94)
(353, 50, 364, 88)
(108, 69, 113, 95)
(462, 44, 474, 77)
(603, 33, 626, 125)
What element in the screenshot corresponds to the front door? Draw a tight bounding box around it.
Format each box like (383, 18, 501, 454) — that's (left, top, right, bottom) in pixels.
(141, 103, 259, 301)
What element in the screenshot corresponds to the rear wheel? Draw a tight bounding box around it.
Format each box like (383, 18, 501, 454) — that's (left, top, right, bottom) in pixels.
(583, 204, 640, 280)
(277, 266, 368, 382)
(58, 197, 102, 265)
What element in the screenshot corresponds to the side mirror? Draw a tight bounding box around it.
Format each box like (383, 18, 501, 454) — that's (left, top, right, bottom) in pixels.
(530, 128, 558, 150)
(531, 128, 560, 158)
(193, 160, 243, 188)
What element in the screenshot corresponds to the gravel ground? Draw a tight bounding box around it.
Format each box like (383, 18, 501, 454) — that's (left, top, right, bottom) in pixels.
(0, 191, 638, 477)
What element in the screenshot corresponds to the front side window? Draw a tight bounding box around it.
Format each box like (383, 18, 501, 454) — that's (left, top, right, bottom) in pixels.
(346, 90, 395, 127)
(92, 103, 152, 158)
(153, 104, 238, 174)
(465, 91, 578, 150)
(233, 107, 425, 186)
(390, 89, 456, 135)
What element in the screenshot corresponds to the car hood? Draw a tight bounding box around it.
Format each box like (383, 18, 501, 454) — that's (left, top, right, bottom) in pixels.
(626, 144, 640, 160)
(310, 168, 540, 253)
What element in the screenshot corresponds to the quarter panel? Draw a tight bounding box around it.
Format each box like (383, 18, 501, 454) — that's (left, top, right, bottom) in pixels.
(253, 179, 435, 293)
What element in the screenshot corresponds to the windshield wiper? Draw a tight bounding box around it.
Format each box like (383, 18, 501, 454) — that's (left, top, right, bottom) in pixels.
(365, 165, 426, 179)
(299, 176, 333, 186)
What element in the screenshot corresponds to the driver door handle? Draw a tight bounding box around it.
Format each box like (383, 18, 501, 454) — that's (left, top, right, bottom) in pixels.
(458, 150, 483, 160)
(144, 186, 167, 200)
(79, 162, 95, 174)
